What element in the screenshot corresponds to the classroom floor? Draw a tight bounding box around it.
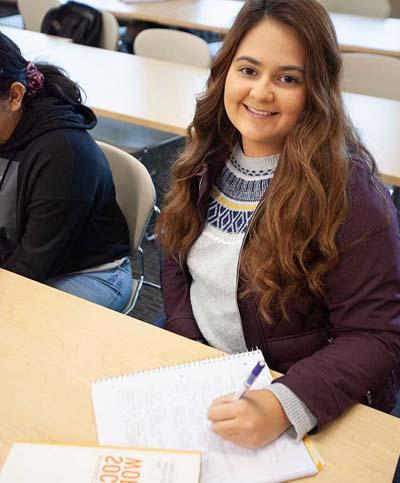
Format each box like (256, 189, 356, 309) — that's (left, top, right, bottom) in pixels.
(0, 3, 17, 17)
(128, 138, 182, 325)
(129, 236, 164, 324)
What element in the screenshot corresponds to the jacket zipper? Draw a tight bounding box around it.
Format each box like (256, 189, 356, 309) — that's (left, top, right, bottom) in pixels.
(235, 197, 267, 350)
(325, 329, 334, 344)
(235, 197, 266, 293)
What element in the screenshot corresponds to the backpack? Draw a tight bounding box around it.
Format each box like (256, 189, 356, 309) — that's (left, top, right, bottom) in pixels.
(41, 1, 103, 47)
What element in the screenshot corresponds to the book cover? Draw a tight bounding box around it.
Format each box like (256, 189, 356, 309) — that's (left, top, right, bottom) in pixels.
(0, 443, 201, 483)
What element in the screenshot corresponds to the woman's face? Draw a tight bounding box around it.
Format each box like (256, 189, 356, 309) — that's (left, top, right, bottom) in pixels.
(224, 19, 306, 157)
(0, 83, 25, 144)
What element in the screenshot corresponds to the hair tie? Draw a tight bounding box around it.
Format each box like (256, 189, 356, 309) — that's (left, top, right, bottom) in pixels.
(25, 61, 44, 96)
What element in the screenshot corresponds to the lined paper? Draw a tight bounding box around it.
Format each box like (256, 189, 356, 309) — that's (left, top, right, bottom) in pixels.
(92, 350, 317, 482)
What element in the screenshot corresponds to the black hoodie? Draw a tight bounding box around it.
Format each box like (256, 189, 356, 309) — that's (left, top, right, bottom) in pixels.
(0, 96, 130, 281)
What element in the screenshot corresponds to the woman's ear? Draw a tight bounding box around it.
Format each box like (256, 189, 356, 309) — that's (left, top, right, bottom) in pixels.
(8, 82, 26, 111)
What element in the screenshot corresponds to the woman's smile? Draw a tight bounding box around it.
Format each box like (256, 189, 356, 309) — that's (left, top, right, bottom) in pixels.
(242, 103, 279, 119)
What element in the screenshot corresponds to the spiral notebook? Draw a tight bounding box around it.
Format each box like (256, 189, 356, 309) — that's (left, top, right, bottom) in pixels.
(91, 350, 322, 483)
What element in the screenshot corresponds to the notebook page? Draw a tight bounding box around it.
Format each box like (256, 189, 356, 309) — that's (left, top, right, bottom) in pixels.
(92, 351, 317, 483)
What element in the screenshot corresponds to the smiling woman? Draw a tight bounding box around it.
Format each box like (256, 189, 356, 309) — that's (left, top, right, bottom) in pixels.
(156, 0, 400, 451)
(224, 19, 306, 157)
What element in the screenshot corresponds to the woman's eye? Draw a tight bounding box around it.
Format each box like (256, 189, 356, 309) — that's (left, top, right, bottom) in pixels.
(239, 67, 257, 76)
(280, 75, 299, 84)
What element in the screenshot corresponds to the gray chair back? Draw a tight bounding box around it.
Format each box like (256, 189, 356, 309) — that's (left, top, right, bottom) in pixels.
(134, 28, 211, 68)
(96, 141, 156, 254)
(342, 53, 400, 101)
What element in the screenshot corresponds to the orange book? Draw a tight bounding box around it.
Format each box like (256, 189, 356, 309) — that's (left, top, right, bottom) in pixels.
(0, 442, 201, 483)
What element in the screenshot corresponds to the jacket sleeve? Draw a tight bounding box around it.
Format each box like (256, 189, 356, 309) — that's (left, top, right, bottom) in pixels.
(275, 170, 400, 429)
(162, 255, 206, 340)
(4, 134, 96, 281)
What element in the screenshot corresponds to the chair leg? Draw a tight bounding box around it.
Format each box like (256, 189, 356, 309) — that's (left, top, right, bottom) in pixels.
(143, 280, 161, 290)
(123, 239, 162, 315)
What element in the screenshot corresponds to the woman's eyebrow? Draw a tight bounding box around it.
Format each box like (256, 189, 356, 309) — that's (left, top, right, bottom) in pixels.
(278, 65, 305, 74)
(234, 57, 305, 74)
(234, 55, 262, 65)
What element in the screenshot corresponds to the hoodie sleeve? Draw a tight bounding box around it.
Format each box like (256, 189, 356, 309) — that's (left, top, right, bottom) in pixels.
(4, 131, 99, 281)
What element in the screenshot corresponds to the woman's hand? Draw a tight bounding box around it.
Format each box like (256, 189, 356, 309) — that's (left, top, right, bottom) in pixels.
(207, 389, 291, 448)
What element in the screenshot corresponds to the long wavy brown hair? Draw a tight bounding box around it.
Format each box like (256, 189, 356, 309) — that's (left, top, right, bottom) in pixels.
(156, 0, 377, 321)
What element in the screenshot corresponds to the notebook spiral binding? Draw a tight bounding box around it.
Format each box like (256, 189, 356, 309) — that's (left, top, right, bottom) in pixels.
(92, 349, 264, 387)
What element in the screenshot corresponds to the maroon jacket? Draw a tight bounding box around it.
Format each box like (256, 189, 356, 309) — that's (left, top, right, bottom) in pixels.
(162, 155, 400, 430)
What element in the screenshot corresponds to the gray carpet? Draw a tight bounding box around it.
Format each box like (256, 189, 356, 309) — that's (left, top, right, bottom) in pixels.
(128, 136, 184, 325)
(129, 236, 164, 324)
(0, 2, 18, 17)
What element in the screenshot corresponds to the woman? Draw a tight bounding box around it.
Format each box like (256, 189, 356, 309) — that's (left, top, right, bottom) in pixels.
(0, 31, 132, 312)
(156, 0, 400, 448)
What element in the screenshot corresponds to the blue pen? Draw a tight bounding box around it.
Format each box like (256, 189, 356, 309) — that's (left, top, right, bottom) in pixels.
(232, 361, 266, 400)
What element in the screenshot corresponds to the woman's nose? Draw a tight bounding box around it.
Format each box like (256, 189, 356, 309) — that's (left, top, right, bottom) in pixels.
(250, 79, 275, 103)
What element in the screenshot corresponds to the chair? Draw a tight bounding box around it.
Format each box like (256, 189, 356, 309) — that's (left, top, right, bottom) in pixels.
(99, 10, 120, 51)
(18, 0, 119, 51)
(342, 53, 400, 101)
(318, 0, 391, 17)
(17, 0, 59, 32)
(96, 141, 161, 314)
(134, 28, 212, 68)
(94, 28, 210, 153)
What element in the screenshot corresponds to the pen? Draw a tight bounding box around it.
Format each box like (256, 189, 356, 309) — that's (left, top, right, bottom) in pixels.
(232, 361, 266, 400)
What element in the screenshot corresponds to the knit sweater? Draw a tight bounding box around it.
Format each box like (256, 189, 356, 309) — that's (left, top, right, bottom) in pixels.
(187, 144, 317, 440)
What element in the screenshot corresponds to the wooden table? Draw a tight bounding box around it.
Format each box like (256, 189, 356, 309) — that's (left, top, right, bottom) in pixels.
(331, 12, 400, 58)
(81, 0, 400, 58)
(343, 92, 400, 187)
(1, 26, 209, 135)
(2, 26, 399, 186)
(0, 269, 399, 482)
(80, 0, 240, 31)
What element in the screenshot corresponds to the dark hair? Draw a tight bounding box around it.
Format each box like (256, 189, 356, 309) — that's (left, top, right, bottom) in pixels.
(0, 30, 83, 105)
(157, 0, 379, 322)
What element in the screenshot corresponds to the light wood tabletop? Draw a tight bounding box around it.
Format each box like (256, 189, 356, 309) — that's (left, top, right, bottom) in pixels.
(343, 92, 400, 187)
(80, 0, 240, 31)
(1, 26, 209, 135)
(81, 0, 400, 58)
(2, 26, 400, 186)
(0, 268, 399, 482)
(331, 12, 400, 58)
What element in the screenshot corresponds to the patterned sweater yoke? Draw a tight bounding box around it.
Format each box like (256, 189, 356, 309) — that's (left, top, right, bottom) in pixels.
(207, 146, 279, 235)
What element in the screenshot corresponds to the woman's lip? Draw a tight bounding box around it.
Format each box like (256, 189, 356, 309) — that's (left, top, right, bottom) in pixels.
(243, 103, 279, 118)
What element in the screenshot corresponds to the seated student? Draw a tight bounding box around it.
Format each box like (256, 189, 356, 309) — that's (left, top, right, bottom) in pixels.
(0, 32, 132, 312)
(156, 0, 400, 447)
